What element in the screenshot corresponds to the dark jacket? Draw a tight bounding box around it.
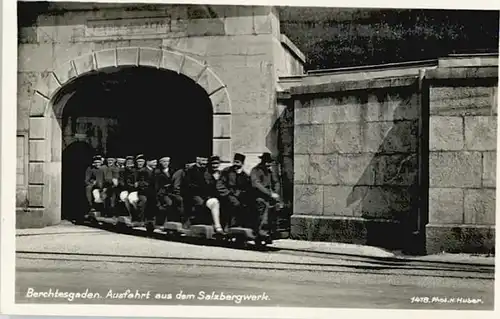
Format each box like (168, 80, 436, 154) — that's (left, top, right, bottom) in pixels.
(217, 165, 251, 199)
(101, 165, 120, 187)
(136, 166, 156, 196)
(118, 167, 137, 192)
(250, 164, 281, 200)
(85, 166, 104, 189)
(183, 165, 219, 199)
(172, 168, 186, 197)
(155, 167, 176, 196)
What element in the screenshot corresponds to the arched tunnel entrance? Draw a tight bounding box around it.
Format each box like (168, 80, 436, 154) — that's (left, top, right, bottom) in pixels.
(57, 66, 213, 221)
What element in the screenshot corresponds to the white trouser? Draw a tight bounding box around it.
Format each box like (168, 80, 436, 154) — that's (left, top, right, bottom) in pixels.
(206, 198, 222, 229)
(92, 189, 103, 203)
(128, 191, 139, 205)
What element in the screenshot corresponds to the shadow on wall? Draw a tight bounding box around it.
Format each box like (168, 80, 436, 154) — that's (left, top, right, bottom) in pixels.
(266, 100, 295, 231)
(343, 87, 421, 251)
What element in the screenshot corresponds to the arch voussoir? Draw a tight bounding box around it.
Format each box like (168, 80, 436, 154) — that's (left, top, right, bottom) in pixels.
(116, 47, 140, 66)
(180, 55, 207, 83)
(160, 50, 184, 73)
(72, 53, 95, 76)
(197, 68, 225, 97)
(53, 61, 77, 85)
(29, 92, 50, 117)
(94, 48, 118, 69)
(35, 72, 62, 101)
(138, 48, 163, 68)
(210, 87, 231, 114)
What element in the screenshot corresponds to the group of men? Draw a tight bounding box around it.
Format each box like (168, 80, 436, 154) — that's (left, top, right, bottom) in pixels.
(84, 152, 282, 237)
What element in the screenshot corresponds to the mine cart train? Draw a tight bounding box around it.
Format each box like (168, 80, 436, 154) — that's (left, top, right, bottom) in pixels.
(80, 152, 291, 247)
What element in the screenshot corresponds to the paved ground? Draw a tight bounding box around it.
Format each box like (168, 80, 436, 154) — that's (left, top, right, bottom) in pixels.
(15, 224, 494, 309)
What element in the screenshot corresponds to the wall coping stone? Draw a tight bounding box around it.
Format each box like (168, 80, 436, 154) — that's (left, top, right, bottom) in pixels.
(425, 66, 499, 80)
(280, 33, 306, 63)
(287, 75, 418, 96)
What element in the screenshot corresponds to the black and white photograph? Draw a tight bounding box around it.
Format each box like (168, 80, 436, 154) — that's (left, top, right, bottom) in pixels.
(1, 0, 499, 317)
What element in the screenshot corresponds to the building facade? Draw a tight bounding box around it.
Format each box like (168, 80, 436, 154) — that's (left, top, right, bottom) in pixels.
(16, 3, 497, 255)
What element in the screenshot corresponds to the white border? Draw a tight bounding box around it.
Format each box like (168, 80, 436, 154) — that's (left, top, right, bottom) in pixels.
(2, 0, 500, 318)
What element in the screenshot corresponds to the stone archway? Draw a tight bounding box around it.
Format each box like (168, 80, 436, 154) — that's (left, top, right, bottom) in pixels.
(27, 47, 232, 226)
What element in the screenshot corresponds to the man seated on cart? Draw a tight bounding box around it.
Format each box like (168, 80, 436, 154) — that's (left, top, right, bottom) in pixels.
(136, 154, 158, 227)
(117, 156, 138, 220)
(85, 155, 105, 217)
(182, 155, 225, 235)
(155, 156, 184, 225)
(101, 155, 120, 217)
(217, 153, 252, 229)
(250, 152, 282, 238)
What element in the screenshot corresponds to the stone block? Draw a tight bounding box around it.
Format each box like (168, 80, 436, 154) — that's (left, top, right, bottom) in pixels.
(29, 118, 46, 140)
(293, 155, 309, 183)
(429, 116, 464, 151)
(310, 100, 361, 124)
(29, 140, 46, 162)
(213, 138, 231, 162)
(358, 186, 412, 219)
(181, 56, 206, 82)
(116, 47, 139, 66)
(28, 163, 45, 184)
(197, 68, 224, 96)
(27, 185, 45, 207)
(375, 154, 418, 186)
(53, 62, 78, 86)
(95, 49, 116, 69)
(290, 215, 403, 250)
(29, 93, 49, 117)
(18, 44, 54, 72)
(19, 26, 37, 44)
(464, 116, 497, 151)
(231, 114, 272, 153)
(309, 154, 339, 185)
(92, 40, 163, 52)
(208, 60, 274, 114)
(338, 154, 375, 186)
(464, 189, 496, 225)
(429, 152, 482, 187)
(294, 124, 324, 154)
(253, 12, 273, 34)
(293, 184, 323, 215)
(16, 208, 46, 229)
(224, 16, 254, 35)
(72, 53, 95, 76)
(213, 114, 231, 138)
(279, 125, 294, 156)
(160, 50, 184, 73)
(374, 121, 417, 154)
(294, 100, 310, 125)
(51, 118, 62, 162)
(430, 86, 497, 116)
(482, 151, 496, 187)
(426, 224, 495, 254)
(163, 35, 272, 58)
(51, 42, 94, 67)
(429, 188, 464, 224)
(323, 186, 362, 217)
(210, 89, 231, 114)
(187, 18, 225, 36)
(324, 123, 362, 154)
(35, 72, 61, 100)
(366, 91, 420, 121)
(138, 48, 162, 68)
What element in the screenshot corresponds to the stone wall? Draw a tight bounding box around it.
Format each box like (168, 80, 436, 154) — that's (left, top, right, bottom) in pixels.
(16, 4, 307, 228)
(291, 77, 421, 250)
(425, 67, 498, 254)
